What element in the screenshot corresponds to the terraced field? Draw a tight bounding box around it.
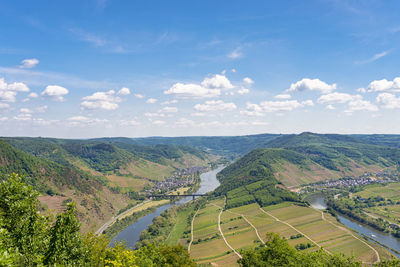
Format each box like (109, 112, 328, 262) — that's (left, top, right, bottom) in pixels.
(188, 199, 390, 266)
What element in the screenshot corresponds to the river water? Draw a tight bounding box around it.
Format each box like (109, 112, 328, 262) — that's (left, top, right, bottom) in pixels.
(110, 166, 224, 248)
(307, 193, 400, 257)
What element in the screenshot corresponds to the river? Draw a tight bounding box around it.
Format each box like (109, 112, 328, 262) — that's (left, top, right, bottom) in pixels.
(307, 193, 400, 257)
(110, 166, 224, 248)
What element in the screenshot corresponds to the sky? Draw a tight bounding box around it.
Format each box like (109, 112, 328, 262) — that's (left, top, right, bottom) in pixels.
(1, 0, 400, 138)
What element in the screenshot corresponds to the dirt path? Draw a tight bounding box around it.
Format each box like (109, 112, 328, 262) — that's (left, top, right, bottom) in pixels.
(225, 209, 265, 244)
(95, 200, 150, 235)
(211, 199, 242, 259)
(188, 208, 200, 253)
(313, 208, 380, 264)
(259, 207, 326, 252)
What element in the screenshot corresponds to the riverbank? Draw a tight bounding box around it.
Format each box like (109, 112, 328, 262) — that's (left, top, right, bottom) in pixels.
(308, 194, 400, 259)
(109, 166, 224, 248)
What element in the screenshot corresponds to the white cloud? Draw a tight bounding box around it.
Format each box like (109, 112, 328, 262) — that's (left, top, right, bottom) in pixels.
(251, 121, 269, 126)
(19, 58, 39, 69)
(13, 113, 32, 121)
(287, 78, 336, 94)
(243, 77, 254, 84)
(227, 47, 242, 59)
(41, 85, 69, 102)
(301, 100, 314, 106)
(134, 93, 145, 99)
(357, 88, 366, 93)
(367, 77, 400, 92)
(117, 87, 130, 96)
(160, 106, 178, 113)
(317, 92, 362, 104)
(240, 103, 264, 116)
(28, 92, 39, 98)
(326, 104, 336, 110)
(0, 116, 8, 121)
(201, 74, 234, 90)
(194, 100, 237, 112)
(67, 116, 108, 126)
(274, 94, 291, 99)
(81, 89, 127, 110)
(0, 78, 30, 103)
(260, 100, 304, 112)
(164, 83, 220, 99)
(161, 99, 178, 105)
(118, 119, 140, 126)
(146, 98, 158, 104)
(345, 100, 378, 113)
(20, 108, 33, 113)
(237, 88, 249, 95)
(0, 91, 17, 102)
(7, 82, 30, 92)
(376, 93, 400, 109)
(164, 74, 235, 99)
(355, 51, 390, 64)
(35, 105, 48, 113)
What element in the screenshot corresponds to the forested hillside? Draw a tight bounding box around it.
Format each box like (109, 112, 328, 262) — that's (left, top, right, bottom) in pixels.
(0, 137, 214, 231)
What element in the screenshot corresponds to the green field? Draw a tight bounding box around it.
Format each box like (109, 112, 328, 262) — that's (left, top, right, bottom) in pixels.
(187, 200, 391, 265)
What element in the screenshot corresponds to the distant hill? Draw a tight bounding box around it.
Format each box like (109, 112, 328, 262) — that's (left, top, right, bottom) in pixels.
(93, 133, 282, 157)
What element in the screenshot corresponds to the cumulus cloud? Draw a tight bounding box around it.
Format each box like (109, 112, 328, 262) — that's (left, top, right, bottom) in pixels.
(317, 92, 362, 104)
(326, 104, 336, 110)
(274, 94, 291, 99)
(243, 77, 254, 84)
(19, 58, 39, 69)
(357, 88, 366, 93)
(367, 77, 400, 92)
(117, 87, 130, 96)
(134, 93, 145, 99)
(287, 78, 336, 94)
(146, 98, 158, 104)
(0, 78, 30, 103)
(41, 85, 69, 102)
(201, 74, 234, 90)
(243, 99, 313, 114)
(240, 103, 264, 117)
(237, 88, 249, 95)
(165, 83, 220, 99)
(164, 74, 234, 99)
(194, 100, 237, 112)
(28, 92, 39, 98)
(81, 89, 121, 110)
(345, 100, 378, 113)
(376, 93, 400, 109)
(0, 116, 8, 121)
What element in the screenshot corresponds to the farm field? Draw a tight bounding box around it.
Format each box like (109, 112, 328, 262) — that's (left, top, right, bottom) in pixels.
(354, 182, 400, 201)
(188, 199, 392, 266)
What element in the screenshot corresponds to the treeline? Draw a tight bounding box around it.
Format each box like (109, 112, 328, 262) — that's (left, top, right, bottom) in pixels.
(137, 199, 207, 248)
(239, 232, 400, 266)
(0, 173, 195, 266)
(325, 196, 400, 237)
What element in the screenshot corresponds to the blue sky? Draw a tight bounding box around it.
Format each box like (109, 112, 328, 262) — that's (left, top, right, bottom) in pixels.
(1, 0, 400, 138)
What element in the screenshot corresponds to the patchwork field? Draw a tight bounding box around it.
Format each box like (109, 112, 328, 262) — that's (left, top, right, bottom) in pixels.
(355, 182, 400, 201)
(188, 199, 391, 266)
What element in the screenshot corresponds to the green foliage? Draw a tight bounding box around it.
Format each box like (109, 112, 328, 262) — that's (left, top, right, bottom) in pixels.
(0, 173, 196, 266)
(239, 232, 362, 267)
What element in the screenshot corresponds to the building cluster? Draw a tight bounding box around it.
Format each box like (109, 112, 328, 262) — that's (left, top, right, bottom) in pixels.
(145, 166, 208, 194)
(308, 172, 400, 189)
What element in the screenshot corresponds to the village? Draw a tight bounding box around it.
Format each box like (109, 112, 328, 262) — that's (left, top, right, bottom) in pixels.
(305, 171, 400, 191)
(145, 166, 208, 195)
